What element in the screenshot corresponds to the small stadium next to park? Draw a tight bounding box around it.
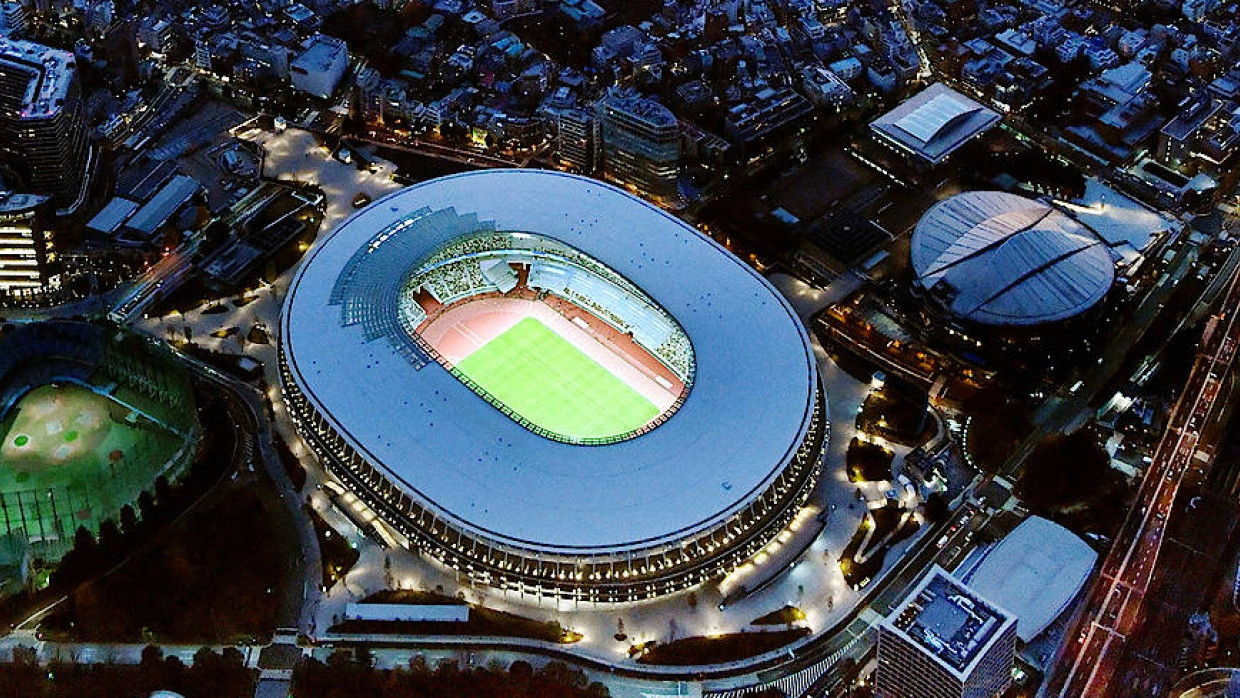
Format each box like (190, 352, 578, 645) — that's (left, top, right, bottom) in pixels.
(0, 321, 199, 589)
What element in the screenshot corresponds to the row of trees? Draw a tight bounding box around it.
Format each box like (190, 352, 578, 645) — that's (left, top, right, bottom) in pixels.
(0, 644, 253, 698)
(292, 650, 611, 698)
(52, 387, 241, 588)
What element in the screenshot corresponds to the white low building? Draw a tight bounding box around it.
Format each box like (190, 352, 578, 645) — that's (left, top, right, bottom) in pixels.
(290, 35, 349, 99)
(960, 516, 1099, 643)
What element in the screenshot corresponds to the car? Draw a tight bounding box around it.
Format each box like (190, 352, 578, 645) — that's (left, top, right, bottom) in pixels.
(352, 192, 372, 208)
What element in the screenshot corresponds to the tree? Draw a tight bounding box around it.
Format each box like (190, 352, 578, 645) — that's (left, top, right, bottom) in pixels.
(138, 490, 157, 523)
(1016, 431, 1113, 511)
(154, 475, 173, 507)
(923, 492, 950, 524)
(54, 526, 99, 584)
(509, 660, 533, 680)
(97, 519, 123, 560)
(120, 504, 138, 534)
(140, 644, 163, 668)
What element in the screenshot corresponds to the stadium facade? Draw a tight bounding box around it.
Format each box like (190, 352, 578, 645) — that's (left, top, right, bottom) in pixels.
(280, 170, 827, 602)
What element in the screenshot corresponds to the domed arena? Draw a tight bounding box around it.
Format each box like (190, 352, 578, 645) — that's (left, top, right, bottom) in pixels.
(910, 191, 1116, 327)
(279, 170, 827, 602)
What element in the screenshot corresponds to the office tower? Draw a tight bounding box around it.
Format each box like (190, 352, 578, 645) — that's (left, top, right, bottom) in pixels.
(0, 37, 89, 210)
(876, 567, 1018, 698)
(557, 108, 598, 173)
(595, 88, 680, 203)
(0, 191, 56, 297)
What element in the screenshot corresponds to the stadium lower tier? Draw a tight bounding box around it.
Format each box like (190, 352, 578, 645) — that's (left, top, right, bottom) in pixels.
(280, 347, 827, 602)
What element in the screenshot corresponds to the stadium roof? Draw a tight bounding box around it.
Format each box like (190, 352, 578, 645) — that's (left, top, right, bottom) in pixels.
(911, 191, 1116, 326)
(281, 170, 819, 554)
(962, 516, 1098, 643)
(871, 83, 1001, 164)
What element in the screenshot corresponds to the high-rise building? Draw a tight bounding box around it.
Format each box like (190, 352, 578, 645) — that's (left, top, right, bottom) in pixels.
(0, 38, 89, 210)
(595, 88, 680, 203)
(0, 191, 57, 297)
(136, 17, 174, 54)
(876, 567, 1017, 698)
(556, 108, 598, 173)
(0, 2, 28, 35)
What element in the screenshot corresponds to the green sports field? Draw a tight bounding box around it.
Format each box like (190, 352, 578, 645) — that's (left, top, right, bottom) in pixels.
(454, 317, 658, 441)
(0, 383, 187, 548)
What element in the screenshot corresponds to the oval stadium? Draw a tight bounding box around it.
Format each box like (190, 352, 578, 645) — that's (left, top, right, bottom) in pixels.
(910, 191, 1115, 327)
(279, 170, 827, 602)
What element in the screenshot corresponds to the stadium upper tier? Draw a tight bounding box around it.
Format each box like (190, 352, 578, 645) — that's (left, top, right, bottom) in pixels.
(398, 231, 695, 384)
(280, 170, 825, 601)
(910, 191, 1116, 326)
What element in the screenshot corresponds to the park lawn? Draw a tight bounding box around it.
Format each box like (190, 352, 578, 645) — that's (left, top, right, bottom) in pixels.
(454, 317, 657, 440)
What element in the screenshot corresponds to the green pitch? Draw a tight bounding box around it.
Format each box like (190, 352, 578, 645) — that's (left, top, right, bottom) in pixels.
(454, 317, 658, 441)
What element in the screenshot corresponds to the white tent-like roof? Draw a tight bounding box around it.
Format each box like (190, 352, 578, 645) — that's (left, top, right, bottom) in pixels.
(893, 93, 982, 145)
(911, 191, 1116, 326)
(870, 82, 1001, 164)
(962, 516, 1098, 643)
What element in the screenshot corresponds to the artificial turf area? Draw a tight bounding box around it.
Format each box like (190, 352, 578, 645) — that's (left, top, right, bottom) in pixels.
(453, 317, 658, 441)
(0, 383, 186, 541)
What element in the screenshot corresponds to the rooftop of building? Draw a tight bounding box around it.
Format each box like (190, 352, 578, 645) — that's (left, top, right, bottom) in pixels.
(870, 82, 1001, 164)
(599, 89, 677, 128)
(885, 567, 1016, 678)
(291, 34, 348, 71)
(0, 191, 47, 214)
(0, 36, 76, 118)
(911, 191, 1116, 326)
(960, 516, 1098, 643)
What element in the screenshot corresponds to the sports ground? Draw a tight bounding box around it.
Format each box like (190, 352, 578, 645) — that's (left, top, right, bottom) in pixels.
(0, 383, 186, 540)
(454, 317, 659, 441)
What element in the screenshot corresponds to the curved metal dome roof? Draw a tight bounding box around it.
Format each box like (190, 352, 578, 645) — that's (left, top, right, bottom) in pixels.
(911, 191, 1115, 326)
(962, 516, 1098, 642)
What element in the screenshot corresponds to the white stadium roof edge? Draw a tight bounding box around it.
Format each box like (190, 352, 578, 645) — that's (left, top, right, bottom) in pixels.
(961, 516, 1098, 643)
(870, 82, 1001, 164)
(911, 190, 1117, 326)
(280, 169, 821, 554)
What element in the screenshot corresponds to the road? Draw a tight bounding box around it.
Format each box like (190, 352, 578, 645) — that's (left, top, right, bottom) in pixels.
(1045, 254, 1240, 697)
(165, 347, 323, 636)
